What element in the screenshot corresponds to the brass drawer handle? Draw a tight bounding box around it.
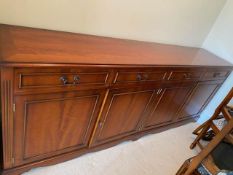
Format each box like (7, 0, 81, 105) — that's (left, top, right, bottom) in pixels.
(137, 74, 143, 81)
(60, 76, 68, 85)
(60, 75, 80, 85)
(73, 75, 80, 84)
(137, 73, 148, 81)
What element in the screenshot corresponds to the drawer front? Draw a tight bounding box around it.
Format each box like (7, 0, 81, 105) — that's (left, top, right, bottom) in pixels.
(15, 68, 111, 93)
(167, 71, 203, 81)
(202, 70, 231, 80)
(114, 71, 167, 84)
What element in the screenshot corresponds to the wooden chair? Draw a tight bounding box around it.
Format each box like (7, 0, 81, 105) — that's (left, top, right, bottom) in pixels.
(191, 87, 233, 150)
(176, 87, 233, 175)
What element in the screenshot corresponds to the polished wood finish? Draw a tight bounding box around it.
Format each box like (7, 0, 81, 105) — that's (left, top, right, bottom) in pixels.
(0, 25, 232, 175)
(0, 68, 14, 169)
(13, 90, 105, 166)
(91, 86, 156, 146)
(0, 24, 232, 66)
(3, 118, 195, 175)
(143, 84, 195, 129)
(177, 80, 223, 120)
(202, 69, 230, 80)
(113, 70, 167, 84)
(167, 70, 203, 81)
(17, 70, 109, 88)
(14, 67, 112, 94)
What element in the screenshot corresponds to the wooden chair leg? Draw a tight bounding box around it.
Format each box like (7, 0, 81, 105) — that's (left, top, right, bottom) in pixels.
(190, 123, 210, 149)
(176, 159, 191, 175)
(192, 121, 208, 135)
(190, 110, 221, 149)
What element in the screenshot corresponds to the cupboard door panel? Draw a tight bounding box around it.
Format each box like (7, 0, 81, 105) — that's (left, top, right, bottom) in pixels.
(13, 90, 104, 166)
(177, 81, 222, 119)
(91, 87, 156, 146)
(143, 85, 194, 129)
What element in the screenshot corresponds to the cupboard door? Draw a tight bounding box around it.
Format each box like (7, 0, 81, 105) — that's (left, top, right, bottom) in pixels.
(142, 85, 194, 130)
(91, 87, 156, 146)
(177, 80, 222, 120)
(13, 90, 105, 166)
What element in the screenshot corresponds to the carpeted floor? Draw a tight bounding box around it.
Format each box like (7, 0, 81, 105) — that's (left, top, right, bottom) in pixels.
(23, 122, 199, 175)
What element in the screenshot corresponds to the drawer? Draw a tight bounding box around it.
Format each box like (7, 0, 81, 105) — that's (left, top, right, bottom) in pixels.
(202, 70, 230, 80)
(167, 71, 203, 81)
(15, 68, 111, 92)
(113, 71, 167, 84)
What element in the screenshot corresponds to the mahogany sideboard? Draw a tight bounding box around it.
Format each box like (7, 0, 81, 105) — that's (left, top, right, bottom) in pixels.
(0, 24, 232, 175)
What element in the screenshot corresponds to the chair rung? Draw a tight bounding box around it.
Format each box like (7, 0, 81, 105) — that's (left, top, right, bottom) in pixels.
(222, 107, 232, 120)
(197, 142, 204, 150)
(225, 133, 233, 145)
(210, 122, 220, 134)
(201, 155, 219, 175)
(192, 121, 210, 135)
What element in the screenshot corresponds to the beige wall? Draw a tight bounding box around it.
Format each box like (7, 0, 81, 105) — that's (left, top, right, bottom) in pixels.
(199, 0, 233, 122)
(203, 0, 233, 63)
(0, 0, 226, 47)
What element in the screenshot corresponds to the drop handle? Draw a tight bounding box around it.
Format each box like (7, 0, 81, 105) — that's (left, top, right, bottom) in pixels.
(60, 75, 80, 85)
(60, 76, 68, 85)
(136, 74, 143, 81)
(73, 75, 80, 84)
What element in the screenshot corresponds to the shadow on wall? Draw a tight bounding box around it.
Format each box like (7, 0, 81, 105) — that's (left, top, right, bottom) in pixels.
(198, 72, 233, 123)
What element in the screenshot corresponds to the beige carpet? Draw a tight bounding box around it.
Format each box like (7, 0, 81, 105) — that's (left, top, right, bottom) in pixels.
(24, 122, 198, 175)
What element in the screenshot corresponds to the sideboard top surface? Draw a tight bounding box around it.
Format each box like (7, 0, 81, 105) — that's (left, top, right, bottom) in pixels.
(0, 24, 232, 67)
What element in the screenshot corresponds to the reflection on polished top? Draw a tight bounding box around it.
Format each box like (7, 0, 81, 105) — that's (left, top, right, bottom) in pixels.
(0, 24, 232, 66)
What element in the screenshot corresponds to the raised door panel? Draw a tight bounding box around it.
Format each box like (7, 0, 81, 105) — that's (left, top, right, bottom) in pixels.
(143, 85, 194, 129)
(177, 80, 222, 120)
(13, 90, 105, 166)
(91, 87, 156, 146)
